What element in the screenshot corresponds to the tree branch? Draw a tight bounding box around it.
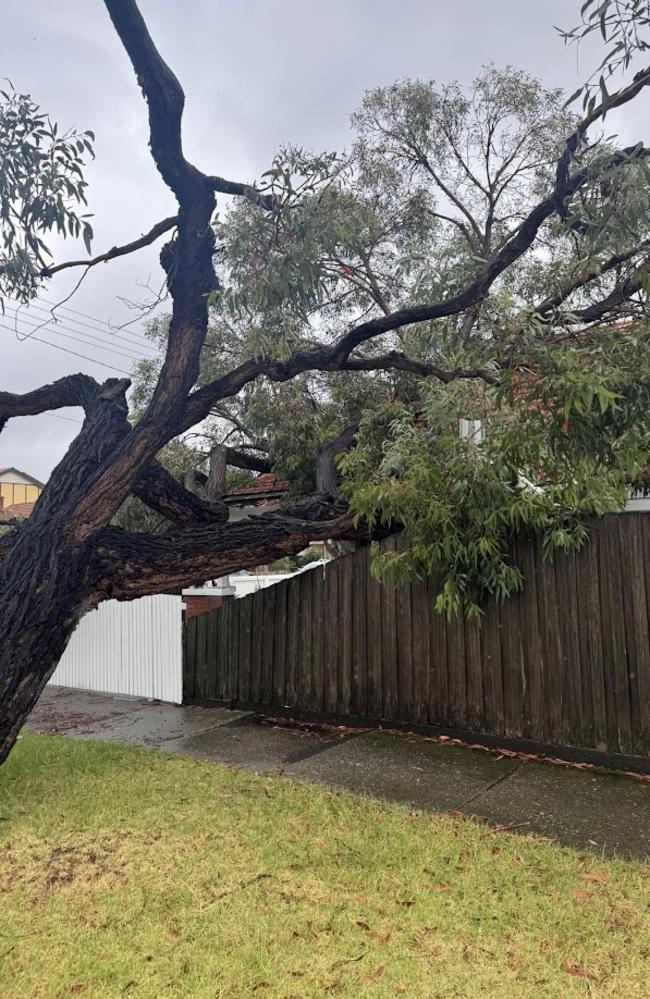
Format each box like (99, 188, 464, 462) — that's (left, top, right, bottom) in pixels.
(92, 497, 354, 600)
(133, 462, 228, 525)
(572, 275, 644, 323)
(103, 0, 198, 201)
(338, 352, 497, 384)
(224, 448, 272, 474)
(316, 425, 358, 494)
(40, 216, 179, 278)
(414, 146, 485, 251)
(181, 149, 648, 428)
(39, 185, 276, 281)
(532, 240, 650, 319)
(206, 175, 278, 211)
(67, 0, 219, 540)
(0, 373, 102, 431)
(555, 65, 650, 215)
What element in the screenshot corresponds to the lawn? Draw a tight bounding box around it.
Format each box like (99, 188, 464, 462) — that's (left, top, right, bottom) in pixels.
(0, 736, 649, 998)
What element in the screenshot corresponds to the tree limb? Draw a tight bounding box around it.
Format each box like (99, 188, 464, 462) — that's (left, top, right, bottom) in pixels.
(103, 0, 199, 201)
(180, 148, 648, 428)
(92, 496, 354, 600)
(224, 448, 272, 474)
(39, 186, 276, 280)
(338, 352, 497, 384)
(206, 175, 278, 211)
(533, 240, 650, 319)
(40, 216, 179, 278)
(133, 462, 228, 525)
(413, 146, 485, 251)
(68, 0, 219, 540)
(0, 373, 102, 431)
(316, 425, 358, 494)
(572, 275, 644, 323)
(555, 65, 650, 215)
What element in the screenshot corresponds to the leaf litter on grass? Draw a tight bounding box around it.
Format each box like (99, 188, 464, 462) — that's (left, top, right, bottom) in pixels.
(0, 734, 648, 998)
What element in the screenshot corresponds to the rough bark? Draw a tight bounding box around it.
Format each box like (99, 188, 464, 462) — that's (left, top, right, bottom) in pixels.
(203, 446, 227, 500)
(0, 0, 219, 761)
(91, 497, 353, 600)
(316, 426, 358, 495)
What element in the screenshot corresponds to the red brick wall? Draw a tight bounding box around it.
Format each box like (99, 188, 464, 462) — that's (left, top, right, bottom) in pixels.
(184, 595, 232, 621)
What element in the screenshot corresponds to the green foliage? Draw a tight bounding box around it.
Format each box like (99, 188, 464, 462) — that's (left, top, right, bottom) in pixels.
(341, 332, 650, 618)
(561, 1, 650, 109)
(0, 86, 94, 302)
(126, 62, 650, 600)
(132, 66, 619, 497)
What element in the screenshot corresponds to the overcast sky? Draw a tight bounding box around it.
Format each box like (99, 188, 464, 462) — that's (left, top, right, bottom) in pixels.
(1, 0, 647, 481)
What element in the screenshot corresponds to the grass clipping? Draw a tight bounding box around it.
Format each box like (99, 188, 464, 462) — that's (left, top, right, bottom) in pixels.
(0, 734, 649, 997)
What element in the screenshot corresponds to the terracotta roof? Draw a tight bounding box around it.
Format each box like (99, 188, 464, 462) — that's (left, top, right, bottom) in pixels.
(3, 501, 36, 519)
(227, 473, 289, 499)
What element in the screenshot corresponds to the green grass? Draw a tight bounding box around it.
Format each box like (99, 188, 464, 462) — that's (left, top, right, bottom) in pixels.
(0, 735, 649, 998)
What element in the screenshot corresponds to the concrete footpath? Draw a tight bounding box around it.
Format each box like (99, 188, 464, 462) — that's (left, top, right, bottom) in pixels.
(29, 686, 650, 859)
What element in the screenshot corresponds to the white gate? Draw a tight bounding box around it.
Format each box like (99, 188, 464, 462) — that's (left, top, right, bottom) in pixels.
(49, 595, 183, 703)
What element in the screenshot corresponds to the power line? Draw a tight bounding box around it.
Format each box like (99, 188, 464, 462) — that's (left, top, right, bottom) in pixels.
(48, 412, 83, 425)
(36, 295, 164, 347)
(27, 296, 161, 351)
(12, 299, 161, 355)
(5, 304, 158, 361)
(0, 322, 132, 376)
(3, 310, 152, 364)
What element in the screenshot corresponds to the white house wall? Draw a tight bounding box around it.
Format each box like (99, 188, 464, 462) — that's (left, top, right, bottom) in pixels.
(49, 594, 183, 703)
(0, 470, 37, 484)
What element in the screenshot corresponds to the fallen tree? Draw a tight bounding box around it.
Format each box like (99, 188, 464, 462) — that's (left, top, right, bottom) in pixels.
(1, 0, 650, 761)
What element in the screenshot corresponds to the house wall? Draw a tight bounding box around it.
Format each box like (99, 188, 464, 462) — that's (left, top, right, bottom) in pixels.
(0, 470, 35, 484)
(184, 594, 230, 620)
(0, 475, 41, 507)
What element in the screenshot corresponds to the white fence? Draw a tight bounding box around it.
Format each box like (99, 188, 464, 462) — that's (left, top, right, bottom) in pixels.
(49, 594, 183, 703)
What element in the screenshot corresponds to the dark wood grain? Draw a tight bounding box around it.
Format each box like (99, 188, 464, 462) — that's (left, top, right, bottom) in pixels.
(273, 580, 288, 707)
(351, 549, 368, 716)
(185, 517, 650, 758)
(339, 555, 354, 717)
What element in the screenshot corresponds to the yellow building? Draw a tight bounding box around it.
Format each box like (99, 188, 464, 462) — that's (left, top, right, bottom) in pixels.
(0, 467, 44, 510)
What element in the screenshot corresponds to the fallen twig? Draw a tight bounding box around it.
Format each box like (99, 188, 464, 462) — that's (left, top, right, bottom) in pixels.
(201, 872, 272, 910)
(331, 950, 367, 970)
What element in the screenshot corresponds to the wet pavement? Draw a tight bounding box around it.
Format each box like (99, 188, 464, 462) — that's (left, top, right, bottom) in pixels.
(28, 686, 650, 859)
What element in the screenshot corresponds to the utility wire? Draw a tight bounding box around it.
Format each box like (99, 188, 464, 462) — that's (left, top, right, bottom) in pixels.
(5, 304, 158, 360)
(48, 412, 83, 424)
(3, 310, 152, 364)
(36, 295, 163, 346)
(11, 300, 160, 355)
(0, 322, 132, 376)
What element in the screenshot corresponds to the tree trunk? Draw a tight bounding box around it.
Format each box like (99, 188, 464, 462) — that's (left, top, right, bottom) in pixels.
(0, 610, 81, 764)
(0, 492, 354, 762)
(0, 533, 99, 762)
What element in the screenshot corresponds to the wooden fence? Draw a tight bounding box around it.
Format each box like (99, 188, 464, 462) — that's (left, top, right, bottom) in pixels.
(184, 513, 650, 761)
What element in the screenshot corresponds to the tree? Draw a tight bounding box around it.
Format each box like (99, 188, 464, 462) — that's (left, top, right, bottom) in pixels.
(1, 0, 650, 762)
(127, 63, 650, 493)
